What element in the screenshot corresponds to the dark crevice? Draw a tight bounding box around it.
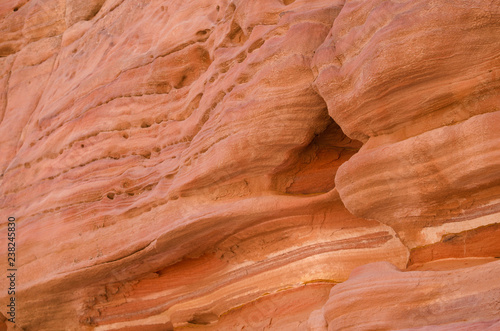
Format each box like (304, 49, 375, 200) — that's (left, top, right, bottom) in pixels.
(271, 119, 361, 195)
(188, 313, 218, 325)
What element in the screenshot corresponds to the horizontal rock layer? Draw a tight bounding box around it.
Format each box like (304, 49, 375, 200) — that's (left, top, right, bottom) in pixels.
(324, 261, 500, 331)
(0, 0, 499, 330)
(314, 0, 500, 256)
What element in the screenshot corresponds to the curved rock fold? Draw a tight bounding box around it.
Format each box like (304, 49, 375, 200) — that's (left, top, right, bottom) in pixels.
(0, 0, 499, 330)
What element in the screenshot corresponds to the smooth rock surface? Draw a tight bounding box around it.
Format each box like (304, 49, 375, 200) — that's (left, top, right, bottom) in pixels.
(323, 261, 500, 331)
(314, 0, 500, 254)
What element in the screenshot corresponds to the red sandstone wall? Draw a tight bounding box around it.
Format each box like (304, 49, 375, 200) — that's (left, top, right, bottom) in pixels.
(0, 0, 499, 330)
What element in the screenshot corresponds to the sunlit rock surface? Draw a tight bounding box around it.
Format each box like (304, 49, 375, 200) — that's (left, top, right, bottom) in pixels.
(0, 0, 499, 330)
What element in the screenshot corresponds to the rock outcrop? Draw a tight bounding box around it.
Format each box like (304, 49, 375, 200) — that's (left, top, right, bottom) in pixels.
(323, 261, 500, 331)
(0, 0, 499, 330)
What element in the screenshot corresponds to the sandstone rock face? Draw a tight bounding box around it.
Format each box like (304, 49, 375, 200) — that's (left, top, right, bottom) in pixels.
(0, 0, 499, 330)
(313, 0, 500, 251)
(323, 261, 500, 331)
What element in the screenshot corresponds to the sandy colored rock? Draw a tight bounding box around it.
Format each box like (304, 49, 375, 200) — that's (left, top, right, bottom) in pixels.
(0, 0, 404, 329)
(314, 0, 500, 143)
(314, 0, 500, 252)
(0, 0, 499, 330)
(323, 261, 500, 331)
(335, 110, 500, 248)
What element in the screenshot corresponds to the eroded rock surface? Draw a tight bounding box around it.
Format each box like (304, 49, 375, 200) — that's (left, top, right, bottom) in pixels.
(313, 0, 500, 252)
(0, 0, 499, 330)
(323, 261, 500, 331)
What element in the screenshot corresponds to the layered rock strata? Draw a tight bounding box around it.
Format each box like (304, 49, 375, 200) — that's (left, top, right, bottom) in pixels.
(0, 0, 499, 330)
